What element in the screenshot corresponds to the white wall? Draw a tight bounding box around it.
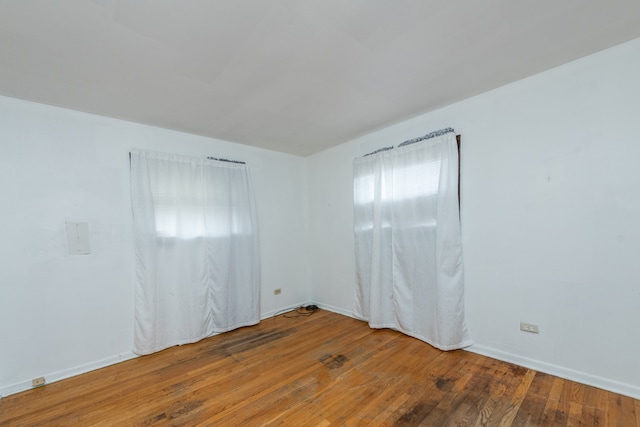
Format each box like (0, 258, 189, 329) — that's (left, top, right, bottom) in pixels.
(308, 38, 640, 397)
(0, 97, 310, 395)
(2, 37, 639, 401)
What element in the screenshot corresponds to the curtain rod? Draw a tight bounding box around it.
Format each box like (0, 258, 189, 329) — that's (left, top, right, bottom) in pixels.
(363, 146, 394, 157)
(361, 127, 456, 157)
(398, 127, 455, 147)
(127, 150, 246, 165)
(207, 157, 246, 165)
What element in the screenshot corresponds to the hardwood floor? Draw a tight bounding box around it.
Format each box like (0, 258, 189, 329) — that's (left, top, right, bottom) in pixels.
(1, 309, 638, 426)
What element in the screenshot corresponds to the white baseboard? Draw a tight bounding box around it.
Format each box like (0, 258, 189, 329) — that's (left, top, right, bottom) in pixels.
(466, 344, 640, 400)
(6, 306, 636, 402)
(2, 305, 310, 399)
(0, 351, 137, 399)
(260, 301, 355, 319)
(260, 301, 313, 319)
(314, 302, 355, 319)
(315, 304, 640, 400)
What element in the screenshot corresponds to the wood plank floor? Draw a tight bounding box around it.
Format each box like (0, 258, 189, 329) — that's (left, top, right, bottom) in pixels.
(1, 309, 638, 426)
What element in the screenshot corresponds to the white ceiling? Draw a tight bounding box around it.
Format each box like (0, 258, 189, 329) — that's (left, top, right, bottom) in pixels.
(1, 1, 639, 155)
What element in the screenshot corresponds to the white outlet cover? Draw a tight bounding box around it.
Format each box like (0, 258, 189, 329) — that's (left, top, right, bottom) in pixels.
(520, 322, 539, 334)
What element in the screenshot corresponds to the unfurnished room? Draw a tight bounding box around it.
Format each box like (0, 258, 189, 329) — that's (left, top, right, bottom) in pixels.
(1, 1, 639, 425)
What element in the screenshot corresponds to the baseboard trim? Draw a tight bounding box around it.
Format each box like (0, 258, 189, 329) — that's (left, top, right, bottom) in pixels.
(260, 301, 313, 319)
(314, 302, 355, 319)
(466, 344, 640, 400)
(2, 306, 307, 399)
(260, 301, 355, 319)
(0, 351, 137, 399)
(6, 306, 636, 401)
(315, 305, 640, 400)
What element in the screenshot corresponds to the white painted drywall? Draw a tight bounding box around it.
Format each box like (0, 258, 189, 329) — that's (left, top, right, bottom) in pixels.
(0, 97, 310, 394)
(308, 38, 640, 397)
(2, 36, 639, 400)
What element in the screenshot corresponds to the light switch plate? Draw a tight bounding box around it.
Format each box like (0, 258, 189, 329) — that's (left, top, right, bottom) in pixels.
(66, 222, 90, 255)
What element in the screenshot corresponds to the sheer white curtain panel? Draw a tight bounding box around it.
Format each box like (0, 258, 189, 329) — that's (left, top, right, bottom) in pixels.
(353, 131, 471, 350)
(130, 150, 260, 355)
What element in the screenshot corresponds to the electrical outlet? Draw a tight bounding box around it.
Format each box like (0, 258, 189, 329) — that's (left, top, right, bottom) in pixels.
(274, 288, 282, 295)
(520, 322, 539, 334)
(32, 377, 46, 387)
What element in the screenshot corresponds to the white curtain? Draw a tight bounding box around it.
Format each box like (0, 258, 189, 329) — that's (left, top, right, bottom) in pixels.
(353, 131, 471, 350)
(130, 150, 260, 355)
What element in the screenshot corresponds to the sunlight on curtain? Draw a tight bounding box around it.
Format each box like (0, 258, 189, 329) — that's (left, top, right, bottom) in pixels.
(353, 131, 471, 350)
(130, 150, 260, 355)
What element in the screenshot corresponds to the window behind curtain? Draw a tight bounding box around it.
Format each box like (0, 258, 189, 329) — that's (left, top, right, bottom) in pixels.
(130, 150, 260, 355)
(353, 130, 471, 351)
